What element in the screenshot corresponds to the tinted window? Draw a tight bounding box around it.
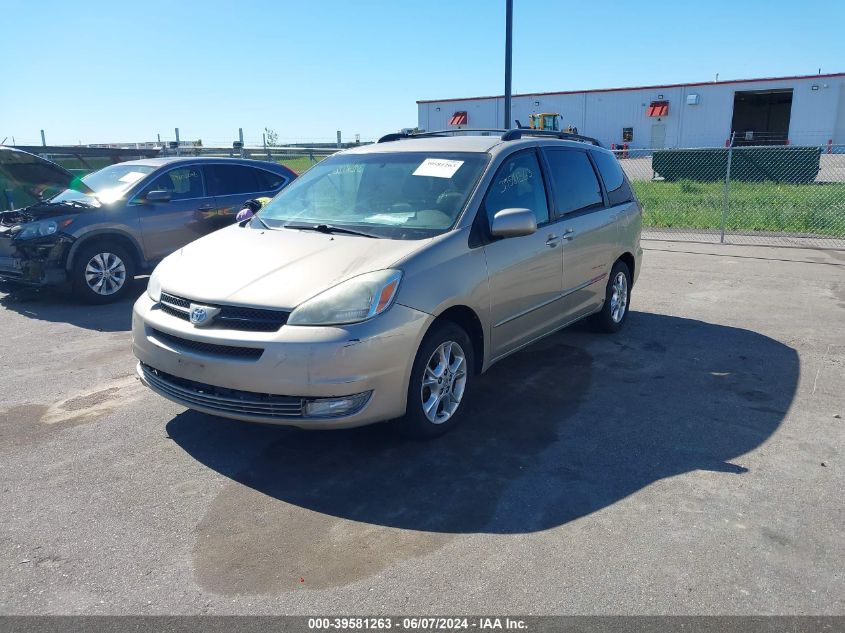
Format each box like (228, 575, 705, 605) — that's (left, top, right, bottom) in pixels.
(591, 151, 624, 191)
(206, 164, 260, 196)
(591, 150, 634, 206)
(253, 169, 288, 192)
(543, 149, 603, 215)
(144, 166, 204, 200)
(485, 151, 549, 226)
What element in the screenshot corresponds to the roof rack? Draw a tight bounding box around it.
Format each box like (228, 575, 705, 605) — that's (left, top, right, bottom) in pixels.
(377, 128, 602, 147)
(500, 129, 602, 146)
(378, 129, 508, 143)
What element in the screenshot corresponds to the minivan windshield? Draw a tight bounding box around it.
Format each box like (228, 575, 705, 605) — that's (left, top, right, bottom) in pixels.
(50, 164, 156, 206)
(257, 152, 489, 239)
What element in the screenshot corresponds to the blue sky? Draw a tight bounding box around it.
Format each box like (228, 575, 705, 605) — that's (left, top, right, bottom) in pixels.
(2, 0, 843, 146)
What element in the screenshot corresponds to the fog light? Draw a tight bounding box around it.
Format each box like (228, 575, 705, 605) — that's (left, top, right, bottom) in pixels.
(304, 391, 372, 418)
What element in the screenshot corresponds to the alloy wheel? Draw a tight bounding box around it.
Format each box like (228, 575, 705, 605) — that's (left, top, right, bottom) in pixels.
(609, 271, 628, 323)
(420, 340, 468, 424)
(84, 252, 127, 296)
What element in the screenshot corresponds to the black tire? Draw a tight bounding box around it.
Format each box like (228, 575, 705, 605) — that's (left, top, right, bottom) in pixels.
(592, 260, 632, 333)
(71, 241, 136, 304)
(396, 321, 475, 439)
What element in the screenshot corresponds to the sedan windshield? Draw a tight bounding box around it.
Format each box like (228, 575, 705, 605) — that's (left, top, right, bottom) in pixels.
(50, 164, 156, 206)
(257, 152, 489, 239)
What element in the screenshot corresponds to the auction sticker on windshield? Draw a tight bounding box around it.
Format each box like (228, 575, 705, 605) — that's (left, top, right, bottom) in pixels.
(413, 158, 464, 178)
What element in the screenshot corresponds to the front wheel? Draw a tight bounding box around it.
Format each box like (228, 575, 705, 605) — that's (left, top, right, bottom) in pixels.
(396, 322, 474, 439)
(592, 260, 631, 333)
(71, 243, 136, 304)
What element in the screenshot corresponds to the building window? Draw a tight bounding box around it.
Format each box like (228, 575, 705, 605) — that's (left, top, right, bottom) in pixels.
(622, 127, 633, 142)
(647, 101, 669, 117)
(449, 111, 468, 126)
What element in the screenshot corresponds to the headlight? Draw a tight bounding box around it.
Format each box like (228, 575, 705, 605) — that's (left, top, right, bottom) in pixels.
(287, 269, 403, 326)
(13, 219, 59, 241)
(147, 266, 162, 303)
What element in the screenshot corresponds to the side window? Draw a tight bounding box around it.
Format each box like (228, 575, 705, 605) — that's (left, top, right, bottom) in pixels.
(206, 164, 261, 196)
(484, 151, 549, 226)
(591, 150, 634, 206)
(543, 149, 604, 215)
(253, 169, 288, 192)
(143, 166, 204, 201)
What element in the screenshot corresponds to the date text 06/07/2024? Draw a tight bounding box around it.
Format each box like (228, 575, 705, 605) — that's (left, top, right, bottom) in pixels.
(307, 617, 528, 631)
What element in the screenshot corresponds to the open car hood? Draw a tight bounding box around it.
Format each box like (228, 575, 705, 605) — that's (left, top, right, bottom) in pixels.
(0, 146, 94, 196)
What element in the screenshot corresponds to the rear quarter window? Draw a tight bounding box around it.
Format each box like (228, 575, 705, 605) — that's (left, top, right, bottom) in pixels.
(254, 169, 289, 192)
(591, 150, 634, 206)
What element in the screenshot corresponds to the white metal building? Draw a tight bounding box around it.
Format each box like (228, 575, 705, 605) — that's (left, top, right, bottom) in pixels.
(417, 73, 845, 149)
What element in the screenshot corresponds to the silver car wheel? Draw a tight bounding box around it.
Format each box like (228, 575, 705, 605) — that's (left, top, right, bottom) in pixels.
(84, 252, 127, 296)
(421, 340, 468, 424)
(609, 271, 628, 323)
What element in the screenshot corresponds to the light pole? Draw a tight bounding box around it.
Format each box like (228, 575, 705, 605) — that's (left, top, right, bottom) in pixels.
(503, 0, 513, 129)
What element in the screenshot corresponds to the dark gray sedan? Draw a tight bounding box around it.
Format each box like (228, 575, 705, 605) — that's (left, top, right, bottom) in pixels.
(0, 149, 296, 302)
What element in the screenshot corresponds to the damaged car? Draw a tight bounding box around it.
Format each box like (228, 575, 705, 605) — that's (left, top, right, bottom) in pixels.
(0, 147, 296, 303)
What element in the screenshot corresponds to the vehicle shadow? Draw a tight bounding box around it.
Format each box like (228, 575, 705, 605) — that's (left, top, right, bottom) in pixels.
(166, 312, 799, 536)
(0, 278, 146, 332)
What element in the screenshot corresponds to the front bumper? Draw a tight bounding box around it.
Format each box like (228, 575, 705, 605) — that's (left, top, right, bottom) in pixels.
(0, 232, 71, 286)
(132, 292, 434, 428)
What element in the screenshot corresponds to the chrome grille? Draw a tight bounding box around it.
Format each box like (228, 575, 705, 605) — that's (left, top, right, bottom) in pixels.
(140, 363, 304, 419)
(158, 292, 289, 332)
(149, 328, 263, 360)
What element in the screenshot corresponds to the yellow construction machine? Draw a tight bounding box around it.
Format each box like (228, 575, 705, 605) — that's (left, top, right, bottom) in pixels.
(528, 113, 578, 134)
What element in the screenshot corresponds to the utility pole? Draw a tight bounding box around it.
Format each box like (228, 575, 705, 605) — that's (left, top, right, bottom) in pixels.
(503, 0, 513, 129)
(175, 127, 180, 156)
(40, 129, 46, 146)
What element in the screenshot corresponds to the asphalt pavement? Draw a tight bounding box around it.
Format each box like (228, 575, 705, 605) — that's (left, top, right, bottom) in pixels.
(0, 242, 842, 614)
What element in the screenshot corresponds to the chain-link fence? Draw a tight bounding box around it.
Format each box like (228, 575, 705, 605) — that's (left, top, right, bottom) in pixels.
(615, 145, 845, 249)
(6, 140, 844, 250)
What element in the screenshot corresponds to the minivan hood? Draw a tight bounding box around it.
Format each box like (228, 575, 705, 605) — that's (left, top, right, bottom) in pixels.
(158, 224, 430, 309)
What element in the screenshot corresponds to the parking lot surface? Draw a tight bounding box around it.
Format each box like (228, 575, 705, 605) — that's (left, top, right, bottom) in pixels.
(0, 242, 843, 614)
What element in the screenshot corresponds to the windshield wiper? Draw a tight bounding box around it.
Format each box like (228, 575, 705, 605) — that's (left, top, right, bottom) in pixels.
(283, 223, 379, 238)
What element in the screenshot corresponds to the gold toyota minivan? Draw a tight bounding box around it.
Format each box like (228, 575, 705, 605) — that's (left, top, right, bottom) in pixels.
(132, 129, 642, 437)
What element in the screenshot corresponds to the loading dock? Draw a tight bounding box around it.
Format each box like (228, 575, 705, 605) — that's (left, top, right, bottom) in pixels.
(731, 89, 794, 145)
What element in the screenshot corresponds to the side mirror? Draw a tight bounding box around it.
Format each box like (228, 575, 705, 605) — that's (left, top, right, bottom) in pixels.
(490, 207, 537, 238)
(144, 190, 171, 204)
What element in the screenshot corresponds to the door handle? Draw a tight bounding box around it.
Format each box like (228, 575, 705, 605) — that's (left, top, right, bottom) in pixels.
(197, 204, 214, 211)
(562, 228, 576, 241)
(545, 234, 561, 248)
